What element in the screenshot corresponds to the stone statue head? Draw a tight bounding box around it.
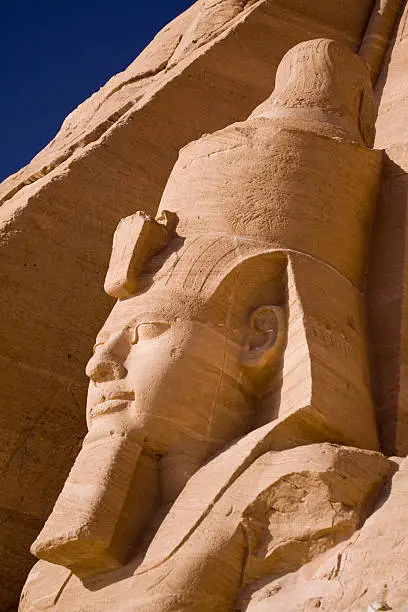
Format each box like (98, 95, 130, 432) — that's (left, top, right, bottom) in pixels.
(30, 36, 379, 582)
(31, 211, 287, 577)
(91, 218, 288, 471)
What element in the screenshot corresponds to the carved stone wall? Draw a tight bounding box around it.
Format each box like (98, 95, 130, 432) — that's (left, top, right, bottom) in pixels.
(369, 2, 408, 455)
(1, 1, 407, 610)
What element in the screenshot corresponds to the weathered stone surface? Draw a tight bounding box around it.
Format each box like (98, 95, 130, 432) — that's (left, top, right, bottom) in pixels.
(0, 511, 43, 612)
(369, 3, 408, 455)
(359, 0, 403, 84)
(239, 455, 408, 612)
(19, 443, 390, 611)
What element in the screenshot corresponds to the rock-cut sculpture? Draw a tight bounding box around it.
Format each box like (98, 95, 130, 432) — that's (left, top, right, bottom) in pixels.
(20, 39, 390, 611)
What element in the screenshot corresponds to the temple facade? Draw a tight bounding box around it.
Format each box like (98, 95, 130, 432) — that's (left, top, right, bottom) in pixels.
(1, 1, 408, 610)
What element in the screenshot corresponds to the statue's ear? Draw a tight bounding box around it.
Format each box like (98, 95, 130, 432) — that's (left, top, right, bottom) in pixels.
(240, 306, 285, 377)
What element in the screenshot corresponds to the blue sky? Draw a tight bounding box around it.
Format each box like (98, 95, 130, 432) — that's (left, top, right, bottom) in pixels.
(1, 0, 194, 182)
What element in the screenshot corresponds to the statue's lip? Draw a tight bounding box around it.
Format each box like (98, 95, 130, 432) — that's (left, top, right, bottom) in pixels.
(90, 391, 135, 417)
(96, 390, 135, 404)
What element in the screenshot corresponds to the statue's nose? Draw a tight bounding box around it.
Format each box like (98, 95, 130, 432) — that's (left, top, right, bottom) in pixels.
(85, 333, 127, 383)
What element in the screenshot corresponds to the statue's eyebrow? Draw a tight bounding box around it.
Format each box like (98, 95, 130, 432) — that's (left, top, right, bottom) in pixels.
(126, 311, 171, 325)
(97, 314, 171, 339)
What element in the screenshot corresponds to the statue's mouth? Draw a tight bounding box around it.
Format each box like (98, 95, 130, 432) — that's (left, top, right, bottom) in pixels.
(90, 391, 135, 417)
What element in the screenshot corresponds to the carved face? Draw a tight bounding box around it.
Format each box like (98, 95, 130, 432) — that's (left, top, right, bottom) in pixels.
(85, 292, 253, 468)
(30, 251, 286, 578)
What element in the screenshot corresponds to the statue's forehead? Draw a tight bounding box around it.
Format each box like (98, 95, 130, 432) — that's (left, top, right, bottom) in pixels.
(98, 290, 202, 338)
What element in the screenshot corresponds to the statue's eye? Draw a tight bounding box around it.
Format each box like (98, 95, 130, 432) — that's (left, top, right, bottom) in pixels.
(131, 322, 170, 344)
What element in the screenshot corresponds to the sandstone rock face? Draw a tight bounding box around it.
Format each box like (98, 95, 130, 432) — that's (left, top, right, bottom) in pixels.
(239, 456, 408, 612)
(369, 2, 408, 457)
(0, 2, 380, 609)
(359, 0, 403, 84)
